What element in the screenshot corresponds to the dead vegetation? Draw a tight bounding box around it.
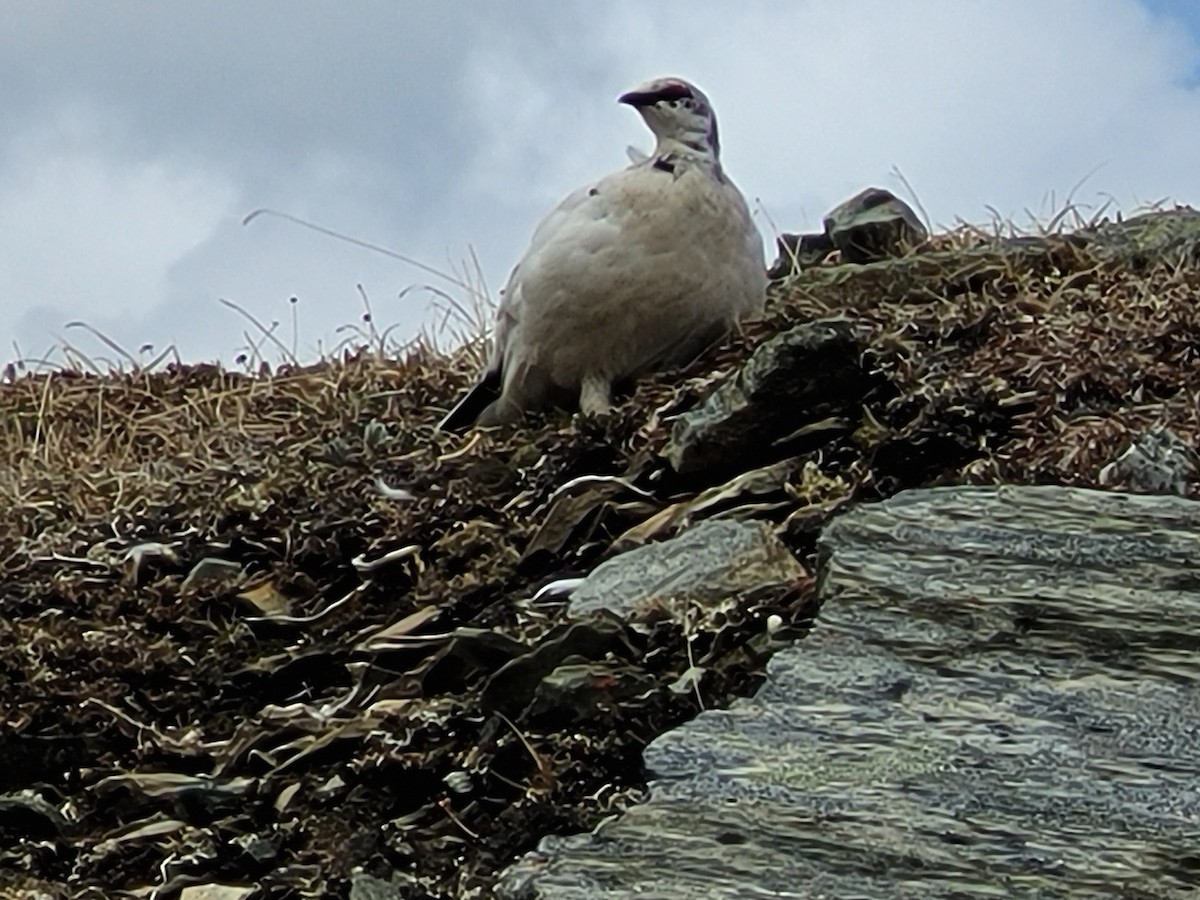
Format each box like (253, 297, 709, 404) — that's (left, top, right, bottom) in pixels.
(2, 207, 1200, 898)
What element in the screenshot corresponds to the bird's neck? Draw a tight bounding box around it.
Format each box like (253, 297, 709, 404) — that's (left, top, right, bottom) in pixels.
(652, 134, 719, 167)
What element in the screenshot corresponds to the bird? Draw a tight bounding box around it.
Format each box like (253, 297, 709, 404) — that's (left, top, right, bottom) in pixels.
(438, 76, 767, 430)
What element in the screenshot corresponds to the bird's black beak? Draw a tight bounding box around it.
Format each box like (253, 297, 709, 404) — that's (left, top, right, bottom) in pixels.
(618, 89, 654, 108)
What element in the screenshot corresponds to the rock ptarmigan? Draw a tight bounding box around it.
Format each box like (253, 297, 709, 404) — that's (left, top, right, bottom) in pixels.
(439, 76, 766, 430)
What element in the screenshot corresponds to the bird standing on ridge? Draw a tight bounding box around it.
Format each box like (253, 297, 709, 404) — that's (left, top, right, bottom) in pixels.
(438, 76, 767, 430)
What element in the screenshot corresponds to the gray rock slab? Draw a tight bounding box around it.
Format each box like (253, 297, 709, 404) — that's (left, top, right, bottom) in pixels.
(499, 485, 1200, 898)
(664, 320, 876, 478)
(567, 519, 806, 619)
(767, 186, 927, 277)
(823, 186, 929, 265)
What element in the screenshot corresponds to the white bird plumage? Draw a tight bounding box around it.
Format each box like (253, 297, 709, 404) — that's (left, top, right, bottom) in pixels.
(439, 76, 767, 430)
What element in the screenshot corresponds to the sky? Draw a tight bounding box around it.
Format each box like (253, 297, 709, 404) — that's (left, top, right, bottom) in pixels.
(3, 0, 1200, 370)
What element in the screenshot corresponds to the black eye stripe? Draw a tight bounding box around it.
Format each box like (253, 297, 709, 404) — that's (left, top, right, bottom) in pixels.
(655, 84, 693, 102)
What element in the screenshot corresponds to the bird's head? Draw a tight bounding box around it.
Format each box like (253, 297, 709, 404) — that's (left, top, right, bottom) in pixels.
(618, 77, 720, 161)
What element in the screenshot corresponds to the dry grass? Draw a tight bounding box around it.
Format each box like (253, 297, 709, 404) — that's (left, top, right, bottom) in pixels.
(2, 209, 502, 565)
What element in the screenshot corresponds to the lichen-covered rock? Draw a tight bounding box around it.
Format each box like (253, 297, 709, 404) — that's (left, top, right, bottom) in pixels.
(1079, 206, 1200, 266)
(567, 519, 805, 619)
(1098, 424, 1198, 495)
(499, 485, 1200, 898)
(823, 186, 929, 264)
(767, 188, 927, 277)
(664, 320, 877, 477)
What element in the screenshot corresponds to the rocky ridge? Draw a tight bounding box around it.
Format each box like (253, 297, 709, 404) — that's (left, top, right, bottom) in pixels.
(2, 203, 1199, 897)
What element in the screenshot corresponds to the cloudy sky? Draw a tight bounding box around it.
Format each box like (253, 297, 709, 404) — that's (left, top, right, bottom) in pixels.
(3, 0, 1200, 369)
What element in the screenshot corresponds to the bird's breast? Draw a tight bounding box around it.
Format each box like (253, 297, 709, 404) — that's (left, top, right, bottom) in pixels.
(500, 161, 765, 387)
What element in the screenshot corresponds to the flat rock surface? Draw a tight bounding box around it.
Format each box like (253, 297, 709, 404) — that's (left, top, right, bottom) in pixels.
(499, 485, 1200, 898)
(567, 519, 805, 618)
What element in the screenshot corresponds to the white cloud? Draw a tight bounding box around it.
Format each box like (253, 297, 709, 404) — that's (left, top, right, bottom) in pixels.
(0, 104, 236, 361)
(2, 1, 1199, 366)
